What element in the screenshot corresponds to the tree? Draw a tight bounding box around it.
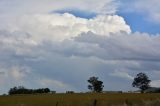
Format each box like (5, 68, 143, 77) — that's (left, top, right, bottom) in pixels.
(44, 88, 50, 93)
(8, 86, 51, 95)
(87, 76, 104, 93)
(132, 72, 151, 93)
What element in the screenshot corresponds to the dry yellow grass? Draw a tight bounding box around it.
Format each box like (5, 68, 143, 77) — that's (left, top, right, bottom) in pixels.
(0, 93, 160, 106)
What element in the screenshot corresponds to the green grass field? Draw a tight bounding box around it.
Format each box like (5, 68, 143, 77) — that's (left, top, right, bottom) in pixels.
(0, 93, 160, 106)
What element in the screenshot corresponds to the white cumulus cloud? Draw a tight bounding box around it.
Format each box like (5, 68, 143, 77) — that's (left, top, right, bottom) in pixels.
(0, 13, 131, 42)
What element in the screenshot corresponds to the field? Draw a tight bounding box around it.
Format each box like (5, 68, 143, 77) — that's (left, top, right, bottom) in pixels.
(0, 93, 160, 106)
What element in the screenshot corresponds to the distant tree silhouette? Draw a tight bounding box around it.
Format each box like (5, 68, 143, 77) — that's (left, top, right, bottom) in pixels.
(44, 88, 50, 93)
(87, 76, 104, 93)
(8, 86, 50, 95)
(132, 72, 151, 93)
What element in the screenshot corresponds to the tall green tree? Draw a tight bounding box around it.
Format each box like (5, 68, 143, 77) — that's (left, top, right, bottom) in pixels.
(88, 76, 104, 93)
(132, 72, 151, 93)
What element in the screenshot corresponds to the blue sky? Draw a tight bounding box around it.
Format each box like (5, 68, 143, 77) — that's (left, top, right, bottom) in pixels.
(0, 0, 160, 94)
(118, 12, 160, 34)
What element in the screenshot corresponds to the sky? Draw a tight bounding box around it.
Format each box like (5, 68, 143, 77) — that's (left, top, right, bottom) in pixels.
(0, 0, 160, 94)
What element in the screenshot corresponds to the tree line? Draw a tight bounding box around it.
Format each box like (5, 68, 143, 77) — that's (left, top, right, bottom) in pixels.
(8, 72, 158, 95)
(8, 86, 50, 95)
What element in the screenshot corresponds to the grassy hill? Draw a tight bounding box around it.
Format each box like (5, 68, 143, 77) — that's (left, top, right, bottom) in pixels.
(0, 93, 160, 106)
